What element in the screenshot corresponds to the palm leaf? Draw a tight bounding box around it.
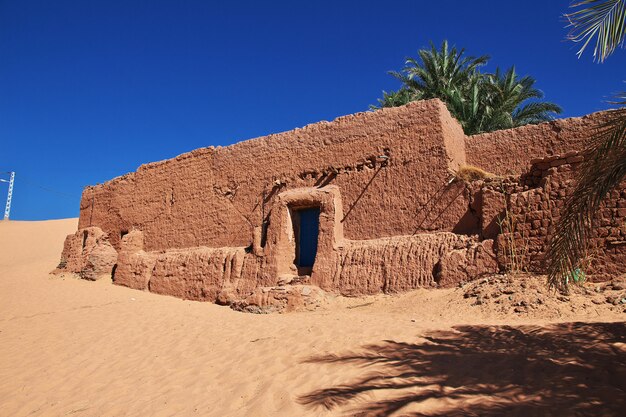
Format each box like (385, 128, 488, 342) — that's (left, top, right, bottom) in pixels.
(566, 0, 626, 62)
(370, 88, 417, 109)
(546, 107, 626, 290)
(512, 102, 563, 126)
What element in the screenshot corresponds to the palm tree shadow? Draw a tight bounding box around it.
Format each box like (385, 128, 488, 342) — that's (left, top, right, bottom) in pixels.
(298, 322, 626, 416)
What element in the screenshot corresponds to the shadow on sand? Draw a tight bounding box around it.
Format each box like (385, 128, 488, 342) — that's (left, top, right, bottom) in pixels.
(299, 322, 626, 416)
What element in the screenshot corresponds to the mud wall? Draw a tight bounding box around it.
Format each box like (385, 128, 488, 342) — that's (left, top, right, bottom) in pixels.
(55, 100, 625, 305)
(481, 153, 626, 279)
(466, 111, 613, 176)
(332, 234, 496, 295)
(78, 99, 471, 252)
(112, 230, 498, 302)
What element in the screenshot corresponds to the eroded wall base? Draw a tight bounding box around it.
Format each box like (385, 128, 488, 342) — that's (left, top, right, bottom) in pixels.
(53, 227, 117, 281)
(105, 230, 498, 303)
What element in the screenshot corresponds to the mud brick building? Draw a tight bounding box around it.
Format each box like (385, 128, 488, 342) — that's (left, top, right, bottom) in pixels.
(55, 99, 626, 304)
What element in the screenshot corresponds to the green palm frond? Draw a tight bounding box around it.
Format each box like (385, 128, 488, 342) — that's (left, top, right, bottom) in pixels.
(566, 0, 626, 62)
(370, 88, 418, 109)
(512, 102, 563, 126)
(480, 66, 561, 132)
(547, 107, 626, 290)
(388, 70, 423, 91)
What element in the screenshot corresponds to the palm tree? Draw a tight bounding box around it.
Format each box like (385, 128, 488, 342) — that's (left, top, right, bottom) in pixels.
(487, 67, 563, 128)
(546, 0, 626, 290)
(392, 40, 489, 102)
(375, 41, 562, 135)
(374, 40, 487, 113)
(446, 67, 563, 134)
(445, 75, 492, 134)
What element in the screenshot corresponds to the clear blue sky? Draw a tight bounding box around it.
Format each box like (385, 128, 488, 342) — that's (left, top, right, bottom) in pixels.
(1, 0, 625, 220)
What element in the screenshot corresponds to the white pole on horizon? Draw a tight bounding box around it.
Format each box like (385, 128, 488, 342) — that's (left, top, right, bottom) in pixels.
(1, 171, 15, 220)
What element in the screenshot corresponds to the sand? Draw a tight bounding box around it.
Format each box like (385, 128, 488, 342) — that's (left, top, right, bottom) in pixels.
(0, 219, 624, 416)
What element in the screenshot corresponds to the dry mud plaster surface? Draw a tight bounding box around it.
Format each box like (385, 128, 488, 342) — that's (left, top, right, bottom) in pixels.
(57, 100, 626, 302)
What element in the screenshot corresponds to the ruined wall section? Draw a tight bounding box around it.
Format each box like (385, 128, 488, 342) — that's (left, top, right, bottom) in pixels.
(55, 226, 117, 281)
(78, 99, 473, 253)
(480, 153, 626, 279)
(465, 110, 614, 176)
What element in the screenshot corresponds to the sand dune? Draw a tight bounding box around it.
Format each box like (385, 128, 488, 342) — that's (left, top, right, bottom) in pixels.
(0, 219, 624, 416)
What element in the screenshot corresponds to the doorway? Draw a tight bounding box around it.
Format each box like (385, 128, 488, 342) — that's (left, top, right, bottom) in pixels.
(292, 206, 320, 274)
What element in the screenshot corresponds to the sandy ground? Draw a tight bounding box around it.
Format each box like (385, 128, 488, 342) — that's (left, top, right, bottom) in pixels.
(0, 219, 624, 417)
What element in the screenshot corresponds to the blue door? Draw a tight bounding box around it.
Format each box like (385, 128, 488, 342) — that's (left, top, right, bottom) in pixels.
(297, 207, 320, 268)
